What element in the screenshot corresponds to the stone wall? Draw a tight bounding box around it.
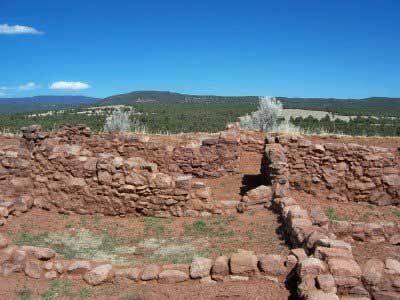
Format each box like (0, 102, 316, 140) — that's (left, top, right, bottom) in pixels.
(34, 124, 241, 178)
(264, 135, 400, 299)
(264, 134, 400, 206)
(330, 220, 400, 245)
(0, 124, 246, 218)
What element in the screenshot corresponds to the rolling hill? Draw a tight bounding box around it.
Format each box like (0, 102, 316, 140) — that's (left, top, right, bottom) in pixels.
(0, 91, 399, 117)
(100, 90, 258, 105)
(100, 91, 400, 117)
(0, 96, 99, 114)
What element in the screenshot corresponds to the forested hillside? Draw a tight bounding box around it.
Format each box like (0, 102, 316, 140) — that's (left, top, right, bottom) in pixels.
(0, 91, 398, 136)
(101, 91, 400, 117)
(0, 96, 99, 114)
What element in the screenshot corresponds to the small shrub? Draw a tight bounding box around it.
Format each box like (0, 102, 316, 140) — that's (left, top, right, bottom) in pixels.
(191, 220, 207, 234)
(65, 223, 74, 229)
(78, 287, 90, 300)
(326, 207, 339, 221)
(240, 96, 283, 131)
(393, 211, 400, 219)
(104, 108, 146, 133)
(16, 286, 32, 300)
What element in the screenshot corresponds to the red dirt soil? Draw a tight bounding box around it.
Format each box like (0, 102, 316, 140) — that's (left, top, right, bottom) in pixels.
(1, 273, 290, 300)
(292, 190, 400, 224)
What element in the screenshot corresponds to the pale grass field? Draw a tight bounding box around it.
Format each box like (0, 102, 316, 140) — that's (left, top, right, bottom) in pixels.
(281, 109, 351, 121)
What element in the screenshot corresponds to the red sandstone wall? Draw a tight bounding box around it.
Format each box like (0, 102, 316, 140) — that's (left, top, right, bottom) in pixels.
(13, 125, 241, 216)
(39, 125, 242, 178)
(264, 134, 400, 206)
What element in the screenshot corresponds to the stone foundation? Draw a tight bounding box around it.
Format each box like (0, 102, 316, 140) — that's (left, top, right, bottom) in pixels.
(264, 134, 400, 206)
(264, 134, 400, 299)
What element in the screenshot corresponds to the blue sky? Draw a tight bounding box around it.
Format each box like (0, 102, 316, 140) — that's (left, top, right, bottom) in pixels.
(0, 0, 399, 98)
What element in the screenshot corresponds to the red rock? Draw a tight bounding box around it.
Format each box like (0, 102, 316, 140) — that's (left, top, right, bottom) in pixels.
(44, 270, 58, 279)
(190, 257, 212, 279)
(290, 248, 307, 262)
(141, 264, 161, 281)
(84, 264, 114, 285)
(362, 259, 384, 286)
(97, 171, 112, 185)
(297, 258, 326, 277)
(175, 175, 192, 189)
(258, 254, 287, 276)
(310, 207, 329, 226)
(115, 267, 141, 281)
(313, 144, 325, 153)
(211, 256, 229, 279)
(0, 247, 27, 275)
(24, 260, 42, 279)
(244, 185, 273, 205)
(314, 247, 353, 260)
(158, 269, 189, 283)
(21, 246, 55, 260)
(230, 251, 258, 276)
(306, 290, 338, 300)
(327, 258, 361, 278)
(389, 234, 400, 245)
(316, 274, 336, 293)
(385, 258, 400, 275)
(0, 233, 10, 249)
(67, 260, 91, 274)
(382, 175, 400, 187)
(372, 291, 400, 300)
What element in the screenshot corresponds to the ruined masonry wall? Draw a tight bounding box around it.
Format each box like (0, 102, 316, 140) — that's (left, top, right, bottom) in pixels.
(264, 134, 400, 206)
(0, 125, 244, 218)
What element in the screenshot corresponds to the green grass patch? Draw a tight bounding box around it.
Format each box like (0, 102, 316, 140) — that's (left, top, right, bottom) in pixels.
(150, 249, 210, 264)
(15, 229, 134, 264)
(78, 287, 91, 300)
(184, 217, 234, 239)
(41, 280, 75, 300)
(143, 217, 167, 238)
(326, 207, 339, 221)
(119, 294, 141, 300)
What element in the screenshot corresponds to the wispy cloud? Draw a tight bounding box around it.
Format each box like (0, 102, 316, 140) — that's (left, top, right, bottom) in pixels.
(0, 91, 7, 97)
(0, 24, 43, 35)
(0, 86, 11, 90)
(49, 81, 90, 90)
(19, 82, 38, 90)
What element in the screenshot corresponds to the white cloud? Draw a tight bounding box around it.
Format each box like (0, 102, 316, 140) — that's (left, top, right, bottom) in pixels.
(49, 81, 90, 90)
(0, 86, 11, 90)
(0, 24, 43, 35)
(19, 82, 38, 90)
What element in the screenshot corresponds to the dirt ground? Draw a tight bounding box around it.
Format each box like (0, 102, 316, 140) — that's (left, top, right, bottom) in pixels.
(293, 190, 400, 224)
(1, 273, 291, 300)
(352, 242, 400, 266)
(201, 151, 264, 202)
(1, 207, 289, 267)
